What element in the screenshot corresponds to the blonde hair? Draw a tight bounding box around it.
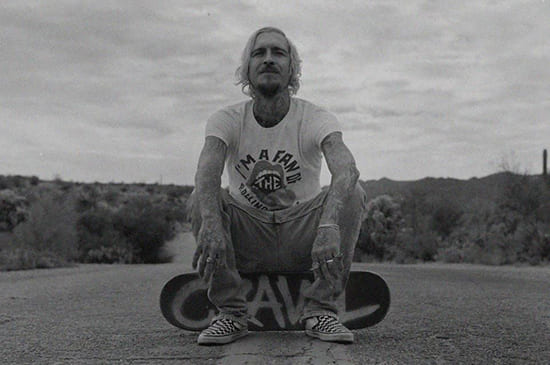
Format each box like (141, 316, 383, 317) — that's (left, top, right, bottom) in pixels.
(235, 27, 302, 98)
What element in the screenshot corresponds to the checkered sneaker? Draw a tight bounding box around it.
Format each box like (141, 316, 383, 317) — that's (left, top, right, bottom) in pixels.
(197, 317, 248, 345)
(305, 315, 354, 343)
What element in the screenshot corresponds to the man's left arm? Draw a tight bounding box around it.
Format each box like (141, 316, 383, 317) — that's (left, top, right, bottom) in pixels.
(312, 131, 360, 281)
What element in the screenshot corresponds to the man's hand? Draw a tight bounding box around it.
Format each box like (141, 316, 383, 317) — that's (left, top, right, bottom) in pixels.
(192, 222, 227, 282)
(311, 225, 344, 287)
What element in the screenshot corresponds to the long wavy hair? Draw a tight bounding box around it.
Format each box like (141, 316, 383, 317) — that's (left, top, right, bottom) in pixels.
(235, 27, 302, 98)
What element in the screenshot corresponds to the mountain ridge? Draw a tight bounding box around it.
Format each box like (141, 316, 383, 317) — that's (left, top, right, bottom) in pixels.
(359, 171, 540, 206)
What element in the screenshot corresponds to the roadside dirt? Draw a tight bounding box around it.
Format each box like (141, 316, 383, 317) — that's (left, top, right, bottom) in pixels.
(1, 257, 549, 364)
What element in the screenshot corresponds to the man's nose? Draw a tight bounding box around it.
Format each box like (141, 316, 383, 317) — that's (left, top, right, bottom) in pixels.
(263, 50, 274, 64)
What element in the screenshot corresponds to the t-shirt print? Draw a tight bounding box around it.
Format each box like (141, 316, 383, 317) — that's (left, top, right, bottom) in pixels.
(234, 149, 302, 210)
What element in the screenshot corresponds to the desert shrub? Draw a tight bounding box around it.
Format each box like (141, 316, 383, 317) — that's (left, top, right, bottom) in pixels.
(490, 174, 550, 265)
(54, 176, 72, 192)
(499, 174, 543, 216)
(430, 199, 463, 238)
(393, 229, 440, 263)
(0, 175, 27, 189)
(102, 189, 120, 206)
(0, 246, 70, 271)
(167, 185, 194, 200)
(159, 197, 188, 224)
(357, 195, 403, 261)
(8, 190, 78, 269)
(383, 190, 444, 263)
(112, 196, 175, 263)
(82, 245, 134, 264)
(75, 185, 101, 212)
(436, 246, 463, 263)
(78, 205, 114, 236)
(479, 222, 517, 265)
(540, 233, 550, 263)
(435, 207, 514, 265)
(76, 206, 130, 262)
(435, 186, 550, 266)
(512, 221, 550, 265)
(30, 176, 40, 186)
(0, 190, 29, 232)
(76, 193, 184, 264)
(400, 189, 431, 234)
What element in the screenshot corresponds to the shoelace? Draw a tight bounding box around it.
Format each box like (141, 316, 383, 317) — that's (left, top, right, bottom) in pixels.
(203, 318, 241, 335)
(313, 315, 349, 333)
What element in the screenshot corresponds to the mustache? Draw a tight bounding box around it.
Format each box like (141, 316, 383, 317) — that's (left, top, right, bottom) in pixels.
(260, 66, 279, 73)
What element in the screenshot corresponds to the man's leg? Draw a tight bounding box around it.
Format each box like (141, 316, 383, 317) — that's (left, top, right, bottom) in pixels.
(301, 184, 366, 319)
(275, 184, 366, 321)
(188, 191, 249, 344)
(282, 184, 365, 343)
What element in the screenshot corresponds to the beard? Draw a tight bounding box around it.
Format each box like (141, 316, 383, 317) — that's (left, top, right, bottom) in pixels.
(255, 81, 282, 97)
(251, 72, 287, 97)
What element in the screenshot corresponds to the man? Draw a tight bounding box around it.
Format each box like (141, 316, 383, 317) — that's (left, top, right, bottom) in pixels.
(190, 27, 367, 345)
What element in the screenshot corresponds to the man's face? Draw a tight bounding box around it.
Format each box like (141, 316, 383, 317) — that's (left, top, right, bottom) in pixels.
(248, 31, 291, 97)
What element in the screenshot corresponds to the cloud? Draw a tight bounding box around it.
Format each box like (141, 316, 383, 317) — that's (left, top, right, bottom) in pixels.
(1, 0, 549, 183)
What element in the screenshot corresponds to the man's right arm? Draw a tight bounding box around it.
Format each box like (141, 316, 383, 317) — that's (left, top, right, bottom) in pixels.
(192, 136, 227, 280)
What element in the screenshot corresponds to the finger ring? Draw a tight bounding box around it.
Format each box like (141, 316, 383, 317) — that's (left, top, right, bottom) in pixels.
(206, 257, 213, 263)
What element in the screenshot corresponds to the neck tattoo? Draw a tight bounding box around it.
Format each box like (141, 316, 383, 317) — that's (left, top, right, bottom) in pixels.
(253, 93, 290, 128)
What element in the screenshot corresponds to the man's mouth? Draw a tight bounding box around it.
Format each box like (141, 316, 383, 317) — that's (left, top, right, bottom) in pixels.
(261, 68, 279, 74)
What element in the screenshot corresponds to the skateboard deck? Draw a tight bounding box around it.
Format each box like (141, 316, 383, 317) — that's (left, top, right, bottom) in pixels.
(160, 269, 390, 331)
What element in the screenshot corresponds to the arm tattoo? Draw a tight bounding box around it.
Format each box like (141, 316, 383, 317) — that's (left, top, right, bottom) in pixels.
(320, 132, 360, 225)
(195, 136, 227, 223)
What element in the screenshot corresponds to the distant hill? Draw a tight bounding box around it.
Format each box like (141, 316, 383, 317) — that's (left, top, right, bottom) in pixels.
(0, 171, 543, 209)
(359, 172, 543, 207)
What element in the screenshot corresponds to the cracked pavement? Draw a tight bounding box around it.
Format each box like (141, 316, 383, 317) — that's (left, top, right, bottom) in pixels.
(1, 261, 549, 364)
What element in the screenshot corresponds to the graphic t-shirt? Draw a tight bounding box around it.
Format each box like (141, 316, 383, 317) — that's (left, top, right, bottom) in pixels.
(205, 97, 341, 210)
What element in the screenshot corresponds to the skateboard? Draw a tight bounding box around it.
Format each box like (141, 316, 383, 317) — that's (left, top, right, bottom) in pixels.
(160, 269, 390, 331)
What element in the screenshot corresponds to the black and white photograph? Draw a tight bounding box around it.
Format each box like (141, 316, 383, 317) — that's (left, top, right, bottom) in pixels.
(1, 1, 549, 363)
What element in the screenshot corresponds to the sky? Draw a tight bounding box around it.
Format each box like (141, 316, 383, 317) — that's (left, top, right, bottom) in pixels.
(1, 0, 549, 185)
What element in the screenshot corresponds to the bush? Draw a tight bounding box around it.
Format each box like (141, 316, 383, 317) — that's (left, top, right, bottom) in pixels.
(30, 176, 40, 186)
(0, 189, 28, 232)
(75, 185, 100, 212)
(0, 247, 69, 271)
(112, 196, 175, 263)
(357, 195, 403, 261)
(393, 230, 439, 263)
(436, 246, 463, 263)
(0, 175, 27, 190)
(75, 193, 185, 264)
(167, 185, 194, 200)
(6, 190, 78, 269)
(81, 245, 134, 264)
(102, 189, 120, 206)
(77, 210, 130, 263)
(430, 199, 463, 238)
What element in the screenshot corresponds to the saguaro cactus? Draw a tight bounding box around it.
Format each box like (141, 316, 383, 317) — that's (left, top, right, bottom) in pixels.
(544, 149, 547, 176)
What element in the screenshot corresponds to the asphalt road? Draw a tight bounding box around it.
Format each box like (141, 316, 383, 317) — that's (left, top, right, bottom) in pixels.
(1, 261, 549, 364)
